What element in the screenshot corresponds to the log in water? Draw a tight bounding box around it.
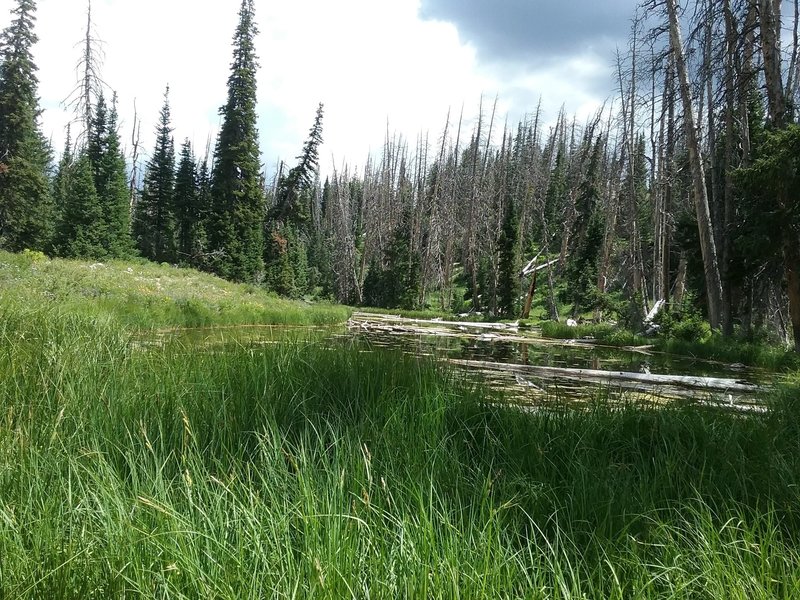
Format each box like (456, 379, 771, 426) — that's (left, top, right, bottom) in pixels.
(450, 359, 761, 394)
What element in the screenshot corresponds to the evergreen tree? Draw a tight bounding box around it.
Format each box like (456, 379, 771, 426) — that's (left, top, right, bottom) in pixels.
(497, 199, 519, 317)
(51, 124, 73, 233)
(89, 93, 132, 257)
(561, 210, 605, 317)
(133, 87, 176, 263)
(0, 0, 53, 252)
(209, 0, 264, 282)
(53, 153, 104, 258)
(194, 158, 213, 267)
(269, 103, 324, 228)
(363, 207, 421, 309)
(174, 139, 201, 263)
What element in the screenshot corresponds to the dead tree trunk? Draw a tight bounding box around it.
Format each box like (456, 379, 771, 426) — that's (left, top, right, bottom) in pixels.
(666, 0, 724, 330)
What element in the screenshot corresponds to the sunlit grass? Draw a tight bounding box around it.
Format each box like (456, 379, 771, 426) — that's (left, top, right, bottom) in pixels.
(0, 250, 351, 329)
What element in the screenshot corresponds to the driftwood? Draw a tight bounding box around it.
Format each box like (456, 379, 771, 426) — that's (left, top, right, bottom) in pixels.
(450, 359, 761, 394)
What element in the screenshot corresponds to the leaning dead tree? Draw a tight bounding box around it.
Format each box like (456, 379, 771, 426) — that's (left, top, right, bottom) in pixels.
(664, 0, 725, 330)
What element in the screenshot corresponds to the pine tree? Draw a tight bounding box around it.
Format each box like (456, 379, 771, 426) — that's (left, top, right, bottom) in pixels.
(209, 0, 264, 282)
(0, 0, 53, 252)
(133, 87, 176, 263)
(53, 153, 104, 258)
(89, 93, 133, 257)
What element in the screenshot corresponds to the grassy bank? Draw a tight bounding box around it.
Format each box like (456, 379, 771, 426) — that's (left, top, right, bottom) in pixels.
(541, 321, 800, 372)
(2, 304, 800, 597)
(0, 250, 351, 329)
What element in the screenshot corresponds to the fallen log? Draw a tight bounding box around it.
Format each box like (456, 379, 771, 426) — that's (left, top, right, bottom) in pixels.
(351, 313, 520, 331)
(347, 320, 541, 344)
(450, 359, 762, 394)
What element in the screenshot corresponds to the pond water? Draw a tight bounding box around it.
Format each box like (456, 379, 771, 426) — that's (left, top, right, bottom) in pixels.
(139, 315, 768, 409)
(342, 325, 766, 408)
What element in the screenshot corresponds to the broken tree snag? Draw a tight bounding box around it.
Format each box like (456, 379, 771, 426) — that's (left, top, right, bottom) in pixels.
(521, 258, 559, 277)
(644, 299, 665, 325)
(450, 359, 762, 394)
(519, 258, 559, 320)
(521, 270, 538, 320)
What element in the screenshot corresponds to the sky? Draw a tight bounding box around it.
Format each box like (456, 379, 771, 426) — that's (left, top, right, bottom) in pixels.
(0, 0, 638, 177)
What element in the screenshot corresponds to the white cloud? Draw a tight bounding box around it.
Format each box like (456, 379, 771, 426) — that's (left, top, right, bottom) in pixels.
(0, 0, 611, 176)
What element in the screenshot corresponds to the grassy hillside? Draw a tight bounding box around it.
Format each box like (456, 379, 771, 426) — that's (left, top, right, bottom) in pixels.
(0, 250, 350, 328)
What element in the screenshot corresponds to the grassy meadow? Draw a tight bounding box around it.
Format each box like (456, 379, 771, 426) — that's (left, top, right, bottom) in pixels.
(0, 250, 350, 329)
(2, 252, 800, 597)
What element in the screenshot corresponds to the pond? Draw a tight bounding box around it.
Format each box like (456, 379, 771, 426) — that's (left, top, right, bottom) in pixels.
(138, 313, 768, 411)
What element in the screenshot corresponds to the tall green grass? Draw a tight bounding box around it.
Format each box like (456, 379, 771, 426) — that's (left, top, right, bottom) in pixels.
(2, 306, 800, 597)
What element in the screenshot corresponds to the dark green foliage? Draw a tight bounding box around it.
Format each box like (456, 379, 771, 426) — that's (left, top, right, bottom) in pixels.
(51, 125, 73, 230)
(307, 226, 334, 297)
(543, 144, 567, 243)
(559, 136, 605, 317)
(497, 199, 519, 317)
(264, 223, 308, 298)
(209, 0, 264, 282)
(0, 0, 53, 252)
(174, 139, 206, 265)
(133, 88, 176, 263)
(736, 124, 800, 247)
(88, 94, 133, 258)
(264, 105, 326, 297)
(0, 132, 52, 252)
(52, 153, 104, 258)
(653, 293, 713, 342)
(363, 208, 421, 309)
(561, 210, 605, 316)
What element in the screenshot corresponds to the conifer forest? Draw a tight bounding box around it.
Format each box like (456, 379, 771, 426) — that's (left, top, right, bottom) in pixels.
(4, 0, 800, 597)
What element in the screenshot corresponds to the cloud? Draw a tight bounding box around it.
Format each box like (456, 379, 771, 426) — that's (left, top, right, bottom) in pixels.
(0, 0, 494, 174)
(0, 0, 627, 175)
(418, 0, 635, 66)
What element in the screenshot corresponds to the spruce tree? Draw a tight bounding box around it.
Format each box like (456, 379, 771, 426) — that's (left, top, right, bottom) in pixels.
(497, 199, 519, 317)
(0, 0, 53, 252)
(269, 103, 324, 227)
(53, 153, 104, 258)
(174, 139, 202, 264)
(194, 158, 213, 267)
(209, 0, 264, 282)
(364, 207, 420, 310)
(51, 125, 73, 233)
(133, 87, 176, 263)
(89, 93, 132, 257)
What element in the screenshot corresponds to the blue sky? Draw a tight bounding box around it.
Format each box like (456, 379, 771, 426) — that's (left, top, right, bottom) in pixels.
(0, 0, 637, 176)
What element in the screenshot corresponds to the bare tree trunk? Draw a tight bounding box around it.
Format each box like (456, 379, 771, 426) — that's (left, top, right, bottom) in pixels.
(721, 0, 738, 336)
(666, 0, 724, 330)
